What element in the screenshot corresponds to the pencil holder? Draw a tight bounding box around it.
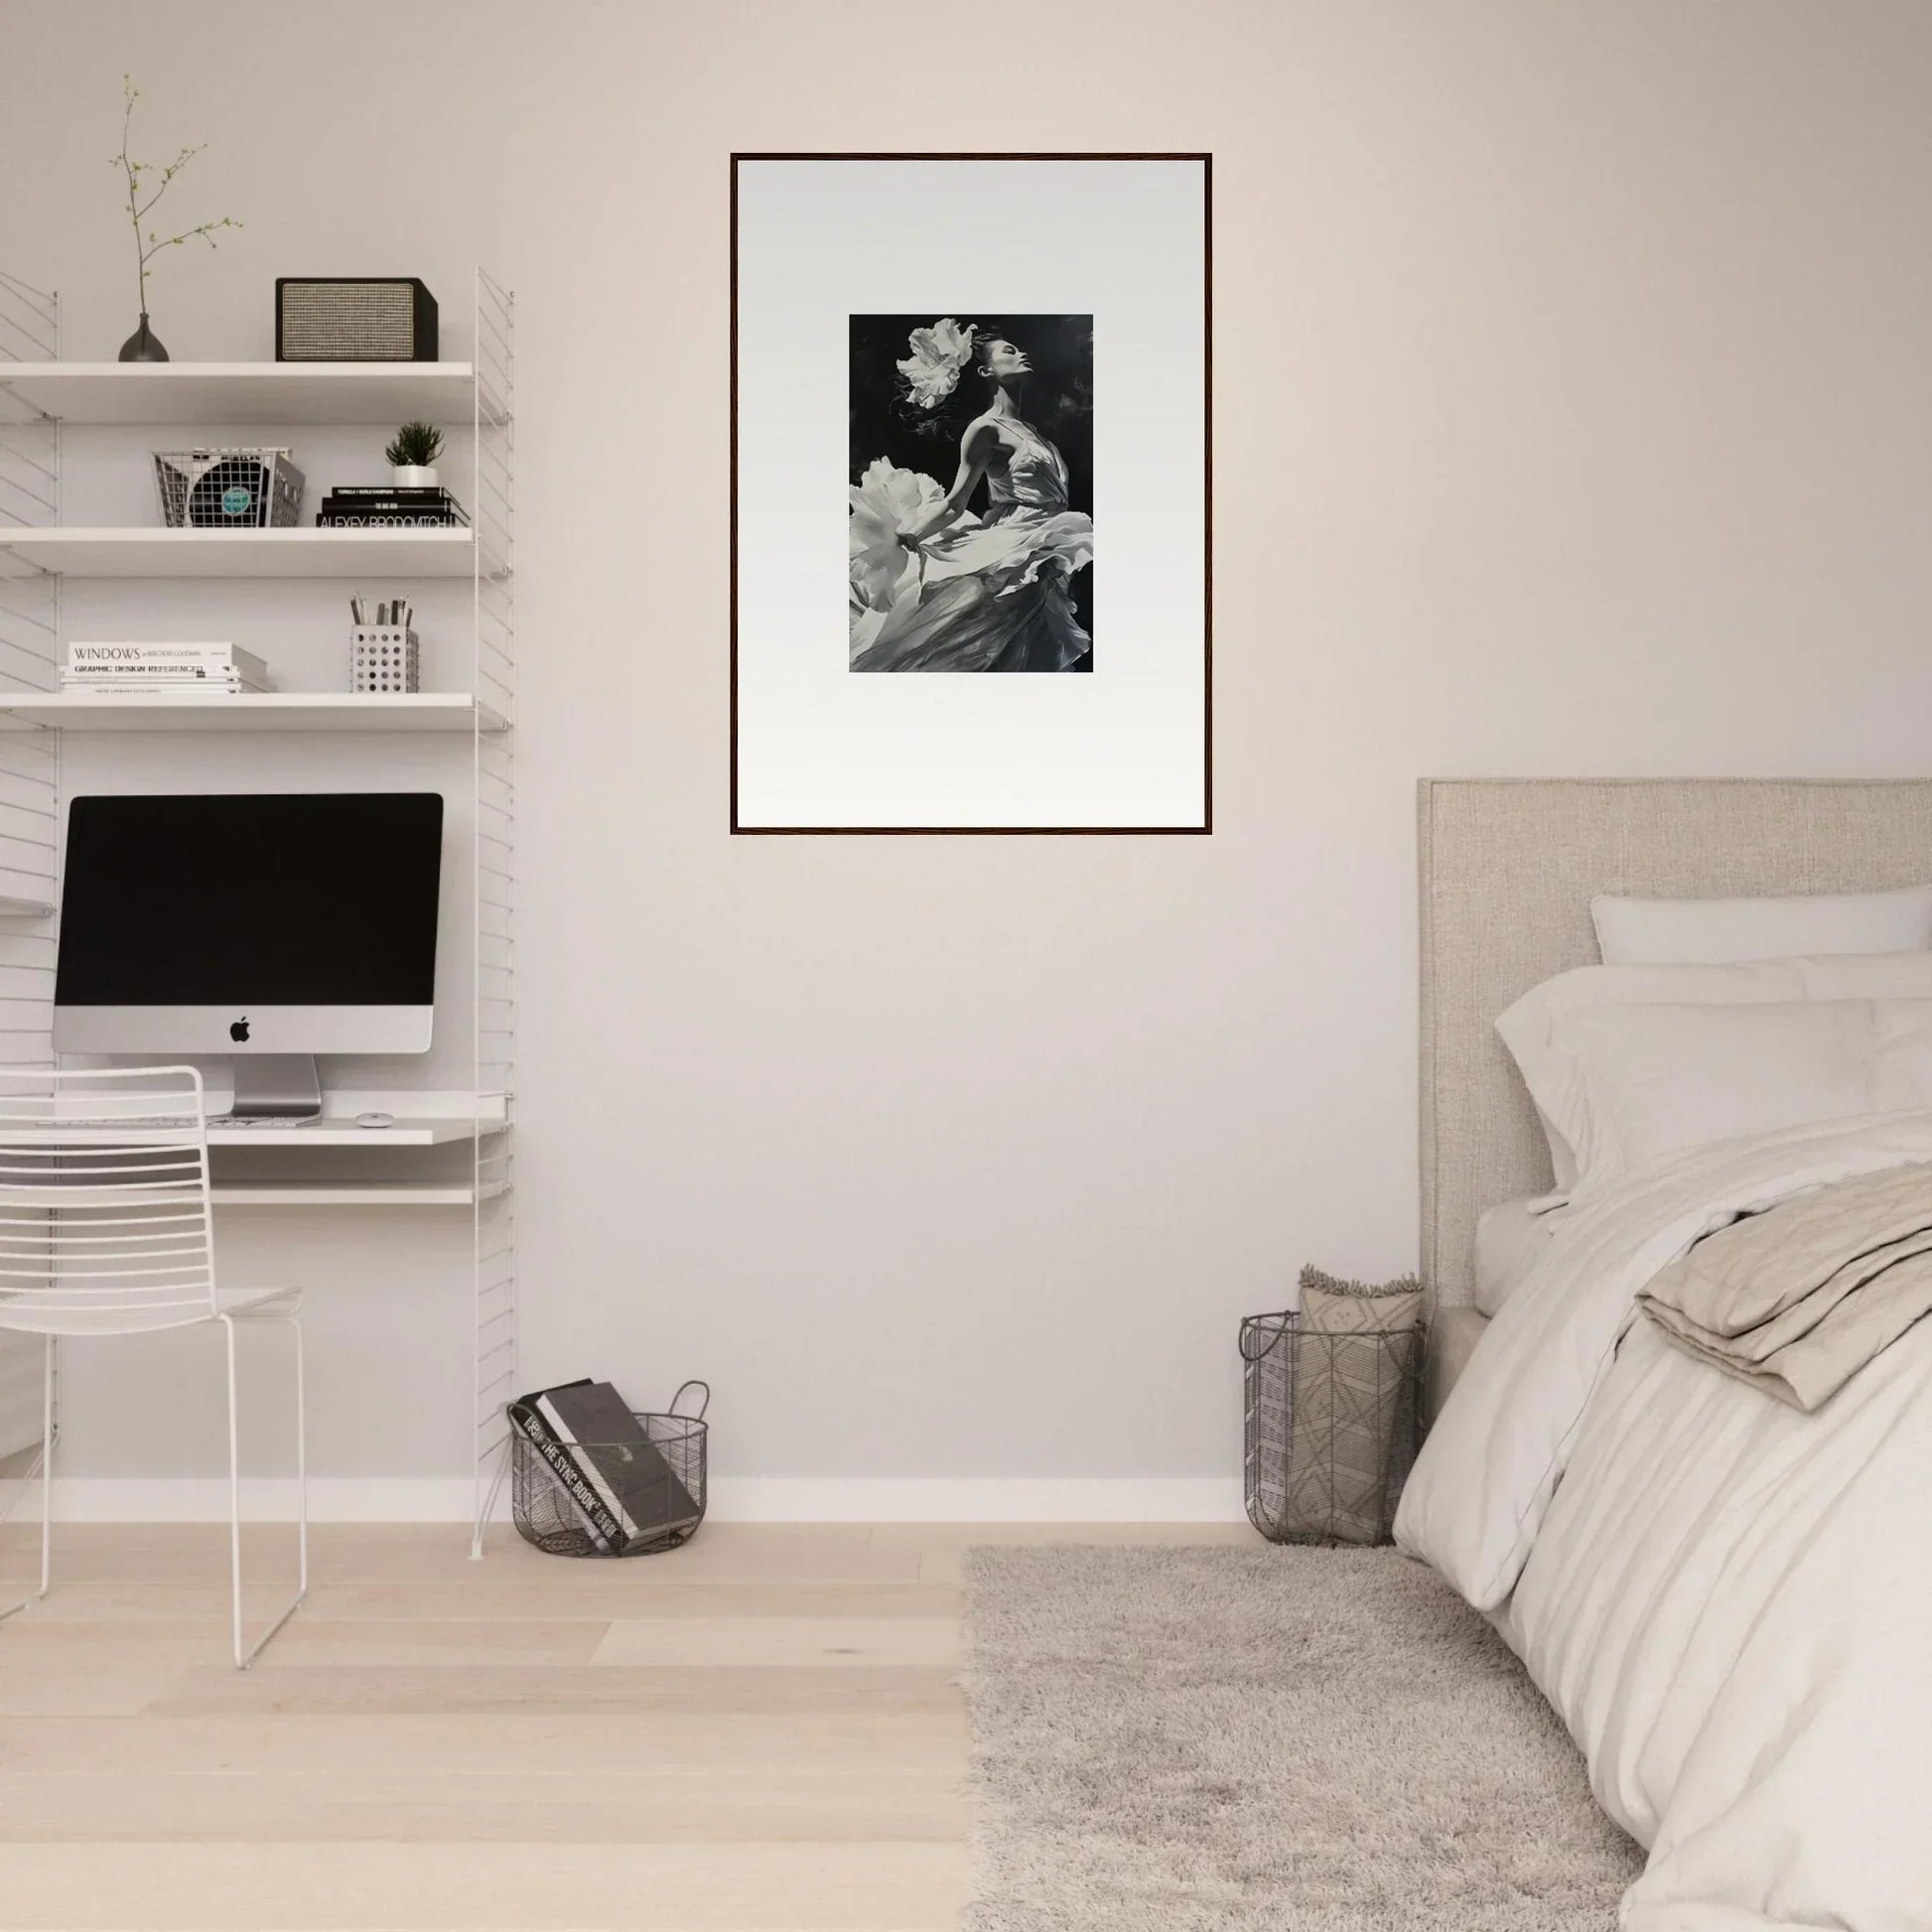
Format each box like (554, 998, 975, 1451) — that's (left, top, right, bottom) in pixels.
(350, 626, 420, 694)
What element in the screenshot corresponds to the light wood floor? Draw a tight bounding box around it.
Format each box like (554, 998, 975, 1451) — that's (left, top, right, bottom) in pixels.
(0, 1520, 1252, 1931)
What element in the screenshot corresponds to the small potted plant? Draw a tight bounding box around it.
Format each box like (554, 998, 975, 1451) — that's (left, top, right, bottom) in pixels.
(385, 421, 444, 488)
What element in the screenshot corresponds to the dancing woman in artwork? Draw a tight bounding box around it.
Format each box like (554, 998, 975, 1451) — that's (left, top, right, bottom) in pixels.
(849, 320, 1094, 673)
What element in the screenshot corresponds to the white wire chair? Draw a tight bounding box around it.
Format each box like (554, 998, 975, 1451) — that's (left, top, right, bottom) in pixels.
(0, 1065, 306, 1667)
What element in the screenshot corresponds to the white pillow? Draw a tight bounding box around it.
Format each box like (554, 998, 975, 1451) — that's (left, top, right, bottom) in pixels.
(1497, 953, 1932, 1200)
(1504, 996, 1932, 1198)
(1591, 885, 1932, 966)
(1472, 1196, 1563, 1316)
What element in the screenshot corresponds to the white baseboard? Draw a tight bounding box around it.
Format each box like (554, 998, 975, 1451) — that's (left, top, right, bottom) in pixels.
(709, 1478, 1247, 1522)
(9, 1478, 487, 1523)
(2, 1475, 1247, 1525)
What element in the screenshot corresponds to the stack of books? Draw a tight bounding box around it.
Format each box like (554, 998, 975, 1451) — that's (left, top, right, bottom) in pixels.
(316, 485, 470, 529)
(64, 641, 272, 694)
(511, 1379, 704, 1555)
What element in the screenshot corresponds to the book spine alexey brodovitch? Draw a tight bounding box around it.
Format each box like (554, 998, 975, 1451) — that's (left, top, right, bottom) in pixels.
(315, 511, 469, 528)
(316, 484, 470, 529)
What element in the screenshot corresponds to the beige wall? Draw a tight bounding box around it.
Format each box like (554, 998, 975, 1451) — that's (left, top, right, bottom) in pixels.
(5, 0, 1930, 1501)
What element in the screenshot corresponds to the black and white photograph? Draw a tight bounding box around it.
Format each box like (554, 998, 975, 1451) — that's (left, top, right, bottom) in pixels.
(848, 314, 1093, 674)
(733, 154, 1209, 831)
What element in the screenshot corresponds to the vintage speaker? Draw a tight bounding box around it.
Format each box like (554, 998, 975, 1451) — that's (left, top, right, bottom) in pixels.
(275, 278, 439, 361)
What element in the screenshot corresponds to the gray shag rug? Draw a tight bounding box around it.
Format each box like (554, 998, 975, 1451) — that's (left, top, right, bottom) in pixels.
(962, 1545, 1643, 1930)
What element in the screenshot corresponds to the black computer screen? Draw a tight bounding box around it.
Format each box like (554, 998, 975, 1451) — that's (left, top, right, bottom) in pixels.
(56, 793, 444, 1007)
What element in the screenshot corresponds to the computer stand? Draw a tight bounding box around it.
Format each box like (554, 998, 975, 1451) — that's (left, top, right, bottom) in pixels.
(229, 1055, 323, 1120)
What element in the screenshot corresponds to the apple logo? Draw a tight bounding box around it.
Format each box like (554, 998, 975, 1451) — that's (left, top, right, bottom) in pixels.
(229, 1018, 250, 1043)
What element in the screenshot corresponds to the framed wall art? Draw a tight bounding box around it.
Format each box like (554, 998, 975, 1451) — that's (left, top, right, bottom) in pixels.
(731, 153, 1212, 834)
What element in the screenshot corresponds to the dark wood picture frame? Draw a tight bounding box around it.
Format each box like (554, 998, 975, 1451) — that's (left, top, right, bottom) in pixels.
(730, 152, 1213, 836)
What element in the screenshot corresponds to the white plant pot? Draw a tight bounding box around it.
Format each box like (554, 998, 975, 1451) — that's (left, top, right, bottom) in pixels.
(392, 465, 439, 488)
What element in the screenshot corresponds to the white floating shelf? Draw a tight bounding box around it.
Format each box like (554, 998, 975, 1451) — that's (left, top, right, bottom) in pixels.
(211, 1180, 502, 1208)
(0, 360, 486, 427)
(0, 526, 481, 579)
(0, 692, 505, 734)
(202, 1116, 483, 1149)
(204, 1120, 483, 1144)
(8, 1117, 488, 1150)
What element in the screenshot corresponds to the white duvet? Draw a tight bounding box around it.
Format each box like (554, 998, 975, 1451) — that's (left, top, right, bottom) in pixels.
(1396, 1113, 1932, 1930)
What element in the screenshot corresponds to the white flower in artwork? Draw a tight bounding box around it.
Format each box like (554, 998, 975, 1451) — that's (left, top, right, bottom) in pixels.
(896, 318, 978, 409)
(848, 457, 944, 614)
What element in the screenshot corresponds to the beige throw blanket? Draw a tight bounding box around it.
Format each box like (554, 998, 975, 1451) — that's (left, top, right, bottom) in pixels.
(1638, 1160, 1932, 1410)
(1281, 1268, 1424, 1544)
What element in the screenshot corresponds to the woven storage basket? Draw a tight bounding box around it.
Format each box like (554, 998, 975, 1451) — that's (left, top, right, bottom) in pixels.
(1241, 1311, 1422, 1546)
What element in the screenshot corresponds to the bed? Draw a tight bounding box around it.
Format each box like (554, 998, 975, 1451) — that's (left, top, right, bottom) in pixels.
(1400, 777, 1932, 1930)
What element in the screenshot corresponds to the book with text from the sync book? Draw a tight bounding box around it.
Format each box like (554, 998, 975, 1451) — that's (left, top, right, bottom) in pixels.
(508, 1380, 619, 1550)
(512, 1378, 703, 1555)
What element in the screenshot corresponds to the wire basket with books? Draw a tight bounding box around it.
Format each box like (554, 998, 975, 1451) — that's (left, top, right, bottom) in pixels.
(509, 1379, 709, 1558)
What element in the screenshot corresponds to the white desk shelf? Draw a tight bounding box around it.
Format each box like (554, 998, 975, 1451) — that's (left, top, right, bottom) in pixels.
(212, 1181, 506, 1208)
(0, 266, 517, 1557)
(208, 1116, 487, 1149)
(7, 1116, 494, 1151)
(0, 526, 481, 579)
(0, 692, 506, 734)
(0, 360, 485, 427)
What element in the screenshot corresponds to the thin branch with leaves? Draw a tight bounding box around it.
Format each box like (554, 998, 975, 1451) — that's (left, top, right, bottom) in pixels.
(112, 75, 241, 315)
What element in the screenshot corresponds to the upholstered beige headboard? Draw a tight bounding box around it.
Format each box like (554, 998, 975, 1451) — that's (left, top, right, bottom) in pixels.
(1420, 777, 1932, 1308)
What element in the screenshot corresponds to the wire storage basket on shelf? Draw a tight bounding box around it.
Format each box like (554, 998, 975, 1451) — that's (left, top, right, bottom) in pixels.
(1241, 1312, 1422, 1547)
(153, 448, 305, 528)
(509, 1381, 708, 1558)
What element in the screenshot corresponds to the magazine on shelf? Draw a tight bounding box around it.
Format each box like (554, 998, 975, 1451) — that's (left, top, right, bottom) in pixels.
(62, 680, 268, 695)
(64, 666, 268, 683)
(63, 673, 269, 693)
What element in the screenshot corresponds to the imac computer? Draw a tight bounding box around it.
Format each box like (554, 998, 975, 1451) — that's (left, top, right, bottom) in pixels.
(53, 792, 444, 1117)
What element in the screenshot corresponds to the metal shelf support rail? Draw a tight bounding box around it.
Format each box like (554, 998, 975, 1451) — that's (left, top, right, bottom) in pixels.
(471, 268, 516, 1556)
(0, 270, 60, 1486)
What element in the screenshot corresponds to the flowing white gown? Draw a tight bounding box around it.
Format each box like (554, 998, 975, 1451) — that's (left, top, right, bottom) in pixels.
(848, 418, 1094, 673)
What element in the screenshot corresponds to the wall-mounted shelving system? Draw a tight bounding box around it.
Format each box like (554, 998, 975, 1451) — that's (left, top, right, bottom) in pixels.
(0, 266, 517, 1554)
